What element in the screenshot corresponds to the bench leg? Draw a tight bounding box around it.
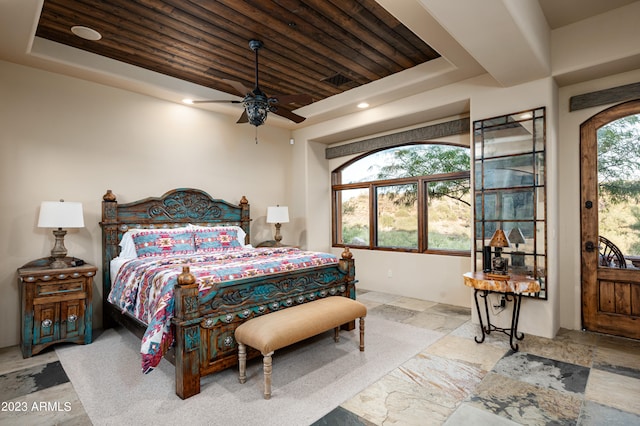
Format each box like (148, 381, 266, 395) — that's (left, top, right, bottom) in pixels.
(359, 317, 365, 351)
(334, 327, 340, 342)
(263, 351, 274, 400)
(238, 343, 247, 384)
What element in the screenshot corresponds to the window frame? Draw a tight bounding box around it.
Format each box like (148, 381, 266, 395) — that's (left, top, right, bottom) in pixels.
(331, 143, 471, 256)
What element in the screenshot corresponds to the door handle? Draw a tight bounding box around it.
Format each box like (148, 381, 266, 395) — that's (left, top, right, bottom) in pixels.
(585, 241, 595, 252)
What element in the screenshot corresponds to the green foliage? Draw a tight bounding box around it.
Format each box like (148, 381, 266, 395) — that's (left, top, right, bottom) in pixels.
(377, 229, 418, 248)
(375, 145, 470, 178)
(342, 224, 369, 245)
(428, 232, 471, 250)
(597, 114, 640, 203)
(374, 145, 471, 208)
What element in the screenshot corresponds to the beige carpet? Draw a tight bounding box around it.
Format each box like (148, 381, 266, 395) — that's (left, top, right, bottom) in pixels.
(56, 316, 443, 425)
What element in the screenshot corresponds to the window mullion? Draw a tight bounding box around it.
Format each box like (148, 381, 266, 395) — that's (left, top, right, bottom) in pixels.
(369, 184, 376, 248)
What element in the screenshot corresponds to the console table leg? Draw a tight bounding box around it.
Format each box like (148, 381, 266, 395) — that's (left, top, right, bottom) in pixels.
(473, 289, 487, 344)
(508, 294, 524, 351)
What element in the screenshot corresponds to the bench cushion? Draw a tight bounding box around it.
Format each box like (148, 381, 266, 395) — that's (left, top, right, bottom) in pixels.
(235, 296, 366, 354)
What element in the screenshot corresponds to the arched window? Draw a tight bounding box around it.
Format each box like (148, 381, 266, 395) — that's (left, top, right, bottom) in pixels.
(332, 143, 471, 255)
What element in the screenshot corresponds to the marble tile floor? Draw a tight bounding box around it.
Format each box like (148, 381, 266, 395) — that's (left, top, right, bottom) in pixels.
(2, 289, 640, 425)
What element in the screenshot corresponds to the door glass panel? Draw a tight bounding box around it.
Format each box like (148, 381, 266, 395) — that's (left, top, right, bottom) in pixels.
(597, 113, 640, 264)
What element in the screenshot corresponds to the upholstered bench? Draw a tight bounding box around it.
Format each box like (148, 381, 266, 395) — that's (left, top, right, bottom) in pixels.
(234, 296, 367, 399)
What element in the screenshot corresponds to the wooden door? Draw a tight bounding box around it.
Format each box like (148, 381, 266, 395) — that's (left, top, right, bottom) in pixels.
(581, 100, 640, 339)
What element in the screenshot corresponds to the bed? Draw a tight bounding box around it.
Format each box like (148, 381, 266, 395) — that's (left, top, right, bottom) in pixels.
(100, 188, 356, 399)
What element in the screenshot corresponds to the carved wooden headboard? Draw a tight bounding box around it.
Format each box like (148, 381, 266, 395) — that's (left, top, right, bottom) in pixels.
(100, 188, 250, 298)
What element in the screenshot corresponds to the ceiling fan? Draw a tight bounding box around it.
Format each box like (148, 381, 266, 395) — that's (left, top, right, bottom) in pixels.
(191, 40, 313, 127)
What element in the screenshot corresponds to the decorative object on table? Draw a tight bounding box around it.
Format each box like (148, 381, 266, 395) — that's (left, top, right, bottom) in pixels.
(489, 228, 510, 276)
(508, 227, 526, 268)
(482, 245, 492, 272)
(38, 200, 85, 269)
(266, 205, 289, 246)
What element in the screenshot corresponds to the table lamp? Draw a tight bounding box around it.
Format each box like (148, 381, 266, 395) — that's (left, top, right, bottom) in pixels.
(508, 227, 526, 268)
(489, 228, 510, 276)
(38, 200, 85, 268)
(266, 205, 289, 246)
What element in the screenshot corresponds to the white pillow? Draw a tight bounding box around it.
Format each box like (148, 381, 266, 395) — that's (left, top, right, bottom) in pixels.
(188, 224, 248, 247)
(118, 226, 192, 258)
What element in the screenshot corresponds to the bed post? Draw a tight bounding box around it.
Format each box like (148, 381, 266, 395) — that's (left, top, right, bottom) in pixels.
(339, 247, 356, 297)
(239, 196, 250, 245)
(173, 266, 201, 399)
(101, 190, 119, 328)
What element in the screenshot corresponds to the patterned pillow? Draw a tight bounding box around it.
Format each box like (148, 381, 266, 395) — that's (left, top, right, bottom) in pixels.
(132, 229, 195, 258)
(193, 227, 243, 252)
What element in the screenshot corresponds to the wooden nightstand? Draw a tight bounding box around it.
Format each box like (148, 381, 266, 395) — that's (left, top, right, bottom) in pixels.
(18, 258, 96, 358)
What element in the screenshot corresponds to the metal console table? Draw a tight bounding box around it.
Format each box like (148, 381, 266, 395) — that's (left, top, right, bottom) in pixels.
(463, 272, 541, 351)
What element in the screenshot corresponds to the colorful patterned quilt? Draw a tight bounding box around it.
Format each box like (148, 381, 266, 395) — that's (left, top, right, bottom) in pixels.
(108, 247, 338, 373)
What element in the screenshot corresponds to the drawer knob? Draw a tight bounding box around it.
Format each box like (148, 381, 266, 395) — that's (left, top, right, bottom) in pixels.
(68, 314, 78, 323)
(42, 319, 52, 328)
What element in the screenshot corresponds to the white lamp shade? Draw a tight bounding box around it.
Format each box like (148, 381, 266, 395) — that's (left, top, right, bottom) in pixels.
(38, 201, 85, 228)
(266, 206, 289, 224)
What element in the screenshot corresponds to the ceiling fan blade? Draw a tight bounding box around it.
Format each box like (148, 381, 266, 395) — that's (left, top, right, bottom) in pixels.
(272, 94, 313, 106)
(236, 110, 249, 124)
(191, 99, 242, 104)
(222, 78, 251, 96)
(271, 107, 306, 124)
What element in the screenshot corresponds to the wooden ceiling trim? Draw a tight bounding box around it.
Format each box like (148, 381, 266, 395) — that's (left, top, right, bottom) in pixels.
(347, 0, 441, 63)
(304, 0, 415, 71)
(267, 0, 398, 75)
(175, 0, 349, 94)
(208, 0, 386, 81)
(36, 9, 221, 84)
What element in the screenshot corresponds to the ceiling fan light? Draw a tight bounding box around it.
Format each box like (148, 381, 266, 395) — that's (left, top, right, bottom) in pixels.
(244, 97, 269, 127)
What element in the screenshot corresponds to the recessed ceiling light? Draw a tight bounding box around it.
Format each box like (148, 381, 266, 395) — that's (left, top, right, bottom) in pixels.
(71, 26, 102, 41)
(357, 102, 369, 109)
(182, 99, 194, 104)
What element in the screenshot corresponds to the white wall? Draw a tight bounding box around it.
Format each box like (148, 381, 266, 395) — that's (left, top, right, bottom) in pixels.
(0, 60, 294, 348)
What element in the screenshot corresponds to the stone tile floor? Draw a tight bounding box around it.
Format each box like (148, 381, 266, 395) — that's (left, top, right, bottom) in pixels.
(2, 289, 639, 425)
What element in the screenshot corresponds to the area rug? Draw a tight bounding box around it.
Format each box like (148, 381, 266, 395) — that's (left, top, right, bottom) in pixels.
(56, 316, 443, 426)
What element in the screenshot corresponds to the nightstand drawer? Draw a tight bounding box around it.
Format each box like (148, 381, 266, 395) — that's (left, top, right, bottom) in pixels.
(36, 279, 84, 296)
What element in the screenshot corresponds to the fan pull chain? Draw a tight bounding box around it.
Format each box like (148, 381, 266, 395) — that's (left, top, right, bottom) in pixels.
(255, 127, 259, 144)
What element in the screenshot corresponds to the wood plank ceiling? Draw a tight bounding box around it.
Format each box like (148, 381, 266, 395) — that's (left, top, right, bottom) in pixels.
(35, 0, 440, 108)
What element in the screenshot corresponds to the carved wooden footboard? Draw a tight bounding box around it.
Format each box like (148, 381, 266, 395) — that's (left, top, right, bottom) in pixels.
(100, 189, 356, 399)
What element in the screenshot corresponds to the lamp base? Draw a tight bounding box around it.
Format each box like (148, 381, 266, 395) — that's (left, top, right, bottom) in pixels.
(511, 251, 525, 267)
(273, 222, 283, 244)
(49, 228, 69, 269)
(50, 258, 69, 269)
